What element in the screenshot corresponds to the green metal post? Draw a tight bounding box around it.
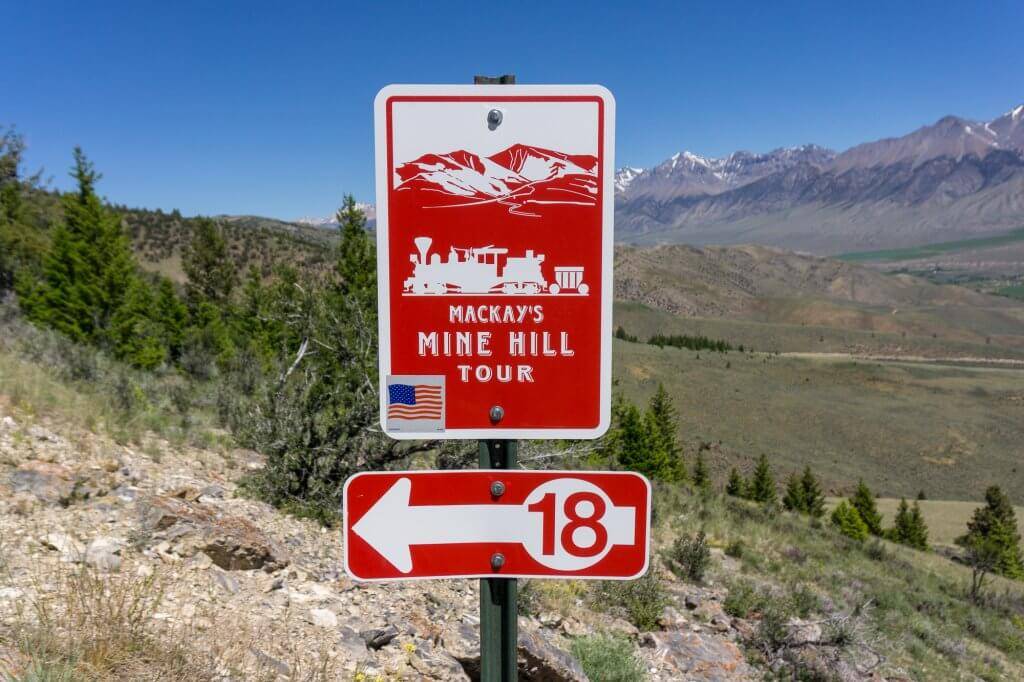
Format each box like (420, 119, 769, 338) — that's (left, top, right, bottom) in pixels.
(479, 439, 518, 682)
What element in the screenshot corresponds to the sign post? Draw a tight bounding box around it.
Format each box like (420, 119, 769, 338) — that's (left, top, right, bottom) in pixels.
(362, 77, 619, 682)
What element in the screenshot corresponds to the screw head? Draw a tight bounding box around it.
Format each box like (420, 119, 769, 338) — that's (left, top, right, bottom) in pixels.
(490, 481, 505, 497)
(487, 108, 503, 130)
(489, 405, 504, 423)
(490, 552, 505, 571)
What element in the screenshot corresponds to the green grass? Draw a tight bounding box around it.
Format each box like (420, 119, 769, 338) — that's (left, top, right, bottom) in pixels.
(837, 227, 1024, 263)
(997, 285, 1024, 301)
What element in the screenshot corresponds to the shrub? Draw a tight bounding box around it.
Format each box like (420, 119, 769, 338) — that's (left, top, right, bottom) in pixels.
(725, 539, 746, 559)
(570, 634, 645, 682)
(666, 531, 711, 583)
(595, 570, 668, 630)
(724, 580, 768, 618)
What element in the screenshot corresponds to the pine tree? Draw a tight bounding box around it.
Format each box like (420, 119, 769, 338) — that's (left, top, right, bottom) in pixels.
(748, 454, 777, 504)
(725, 468, 745, 497)
(782, 473, 807, 513)
(153, 277, 188, 361)
(692, 449, 710, 491)
(646, 383, 685, 481)
(908, 501, 929, 551)
(831, 500, 869, 541)
(20, 148, 137, 347)
(183, 217, 237, 306)
(957, 486, 1024, 579)
(800, 466, 826, 518)
(110, 277, 168, 369)
(615, 402, 671, 481)
(850, 480, 883, 537)
(335, 194, 375, 305)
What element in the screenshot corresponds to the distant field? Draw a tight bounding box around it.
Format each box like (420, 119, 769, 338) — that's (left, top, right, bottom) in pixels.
(998, 285, 1024, 301)
(612, 338, 1024, 503)
(826, 498, 1024, 549)
(837, 227, 1024, 263)
(613, 300, 1024, 359)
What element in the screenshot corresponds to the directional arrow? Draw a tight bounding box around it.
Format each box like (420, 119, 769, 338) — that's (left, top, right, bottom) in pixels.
(350, 476, 637, 574)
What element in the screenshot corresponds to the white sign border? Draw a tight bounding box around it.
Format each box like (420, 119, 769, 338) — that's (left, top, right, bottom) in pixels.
(342, 469, 651, 582)
(374, 84, 615, 440)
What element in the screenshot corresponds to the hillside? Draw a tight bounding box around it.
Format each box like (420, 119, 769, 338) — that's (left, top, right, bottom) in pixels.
(615, 243, 1024, 356)
(2, 324, 1024, 681)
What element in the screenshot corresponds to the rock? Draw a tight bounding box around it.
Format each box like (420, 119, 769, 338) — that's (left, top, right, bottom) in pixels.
(517, 627, 588, 682)
(685, 594, 701, 610)
(198, 484, 225, 500)
(360, 624, 399, 649)
(201, 516, 290, 572)
(659, 605, 687, 629)
(250, 648, 291, 677)
(538, 611, 563, 628)
(84, 536, 124, 572)
(710, 614, 732, 633)
(337, 625, 372, 664)
(10, 462, 74, 506)
(607, 617, 639, 639)
(212, 569, 239, 594)
(648, 630, 754, 680)
(40, 533, 84, 562)
(309, 608, 338, 628)
(561, 618, 588, 637)
(28, 425, 60, 442)
(0, 587, 24, 601)
(787, 618, 822, 646)
(0, 416, 16, 430)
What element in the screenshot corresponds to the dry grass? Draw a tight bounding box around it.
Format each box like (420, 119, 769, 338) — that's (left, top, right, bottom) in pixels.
(0, 559, 342, 681)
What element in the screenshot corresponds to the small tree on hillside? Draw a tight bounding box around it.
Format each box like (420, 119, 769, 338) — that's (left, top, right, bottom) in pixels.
(646, 384, 685, 482)
(890, 498, 929, 551)
(782, 473, 806, 513)
(748, 454, 777, 505)
(850, 480, 883, 537)
(801, 466, 826, 518)
(692, 449, 710, 492)
(831, 500, 869, 541)
(956, 486, 1024, 580)
(726, 468, 745, 498)
(183, 217, 237, 307)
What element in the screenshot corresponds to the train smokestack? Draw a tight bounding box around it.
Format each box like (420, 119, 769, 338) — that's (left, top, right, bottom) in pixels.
(414, 237, 432, 264)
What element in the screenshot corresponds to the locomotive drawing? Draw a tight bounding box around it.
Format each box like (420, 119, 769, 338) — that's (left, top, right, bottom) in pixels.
(404, 236, 587, 296)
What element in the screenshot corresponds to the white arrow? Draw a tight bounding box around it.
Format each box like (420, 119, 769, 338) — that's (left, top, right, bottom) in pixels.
(350, 477, 636, 574)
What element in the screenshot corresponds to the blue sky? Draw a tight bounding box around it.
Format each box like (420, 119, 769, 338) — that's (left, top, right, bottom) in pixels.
(3, 1, 1022, 220)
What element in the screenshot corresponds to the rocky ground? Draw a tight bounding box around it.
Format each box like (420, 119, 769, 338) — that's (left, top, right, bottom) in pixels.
(0, 408, 759, 681)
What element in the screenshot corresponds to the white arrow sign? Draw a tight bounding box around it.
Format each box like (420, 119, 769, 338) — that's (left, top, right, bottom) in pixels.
(351, 476, 637, 573)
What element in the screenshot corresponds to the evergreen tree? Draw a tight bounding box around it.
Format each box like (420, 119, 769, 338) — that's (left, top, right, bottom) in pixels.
(0, 127, 44, 290)
(831, 500, 869, 541)
(890, 498, 929, 550)
(849, 480, 883, 537)
(800, 466, 826, 518)
(110, 277, 168, 369)
(725, 468, 745, 497)
(748, 454, 777, 504)
(782, 473, 807, 513)
(335, 194, 375, 306)
(20, 148, 137, 347)
(645, 383, 685, 481)
(956, 486, 1024, 579)
(692, 449, 710, 491)
(615, 402, 669, 481)
(153, 277, 188, 361)
(183, 217, 237, 306)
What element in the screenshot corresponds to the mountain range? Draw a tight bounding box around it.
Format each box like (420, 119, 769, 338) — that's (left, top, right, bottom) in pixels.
(616, 103, 1024, 254)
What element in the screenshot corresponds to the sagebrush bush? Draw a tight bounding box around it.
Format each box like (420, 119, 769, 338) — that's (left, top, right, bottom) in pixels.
(667, 530, 711, 583)
(595, 570, 668, 630)
(571, 634, 645, 682)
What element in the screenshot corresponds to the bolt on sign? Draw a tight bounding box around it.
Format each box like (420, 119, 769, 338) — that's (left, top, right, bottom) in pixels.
(344, 470, 650, 581)
(374, 85, 615, 439)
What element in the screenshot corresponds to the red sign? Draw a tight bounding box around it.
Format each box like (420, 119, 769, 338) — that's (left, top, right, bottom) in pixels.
(343, 470, 650, 581)
(374, 85, 615, 439)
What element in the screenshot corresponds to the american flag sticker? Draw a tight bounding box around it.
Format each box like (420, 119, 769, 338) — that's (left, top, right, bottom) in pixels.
(385, 375, 445, 432)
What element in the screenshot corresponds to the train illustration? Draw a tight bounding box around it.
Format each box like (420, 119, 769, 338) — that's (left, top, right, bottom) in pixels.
(404, 236, 588, 296)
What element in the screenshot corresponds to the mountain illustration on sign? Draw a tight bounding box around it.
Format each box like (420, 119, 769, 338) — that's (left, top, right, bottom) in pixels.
(394, 144, 598, 217)
(404, 236, 588, 296)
